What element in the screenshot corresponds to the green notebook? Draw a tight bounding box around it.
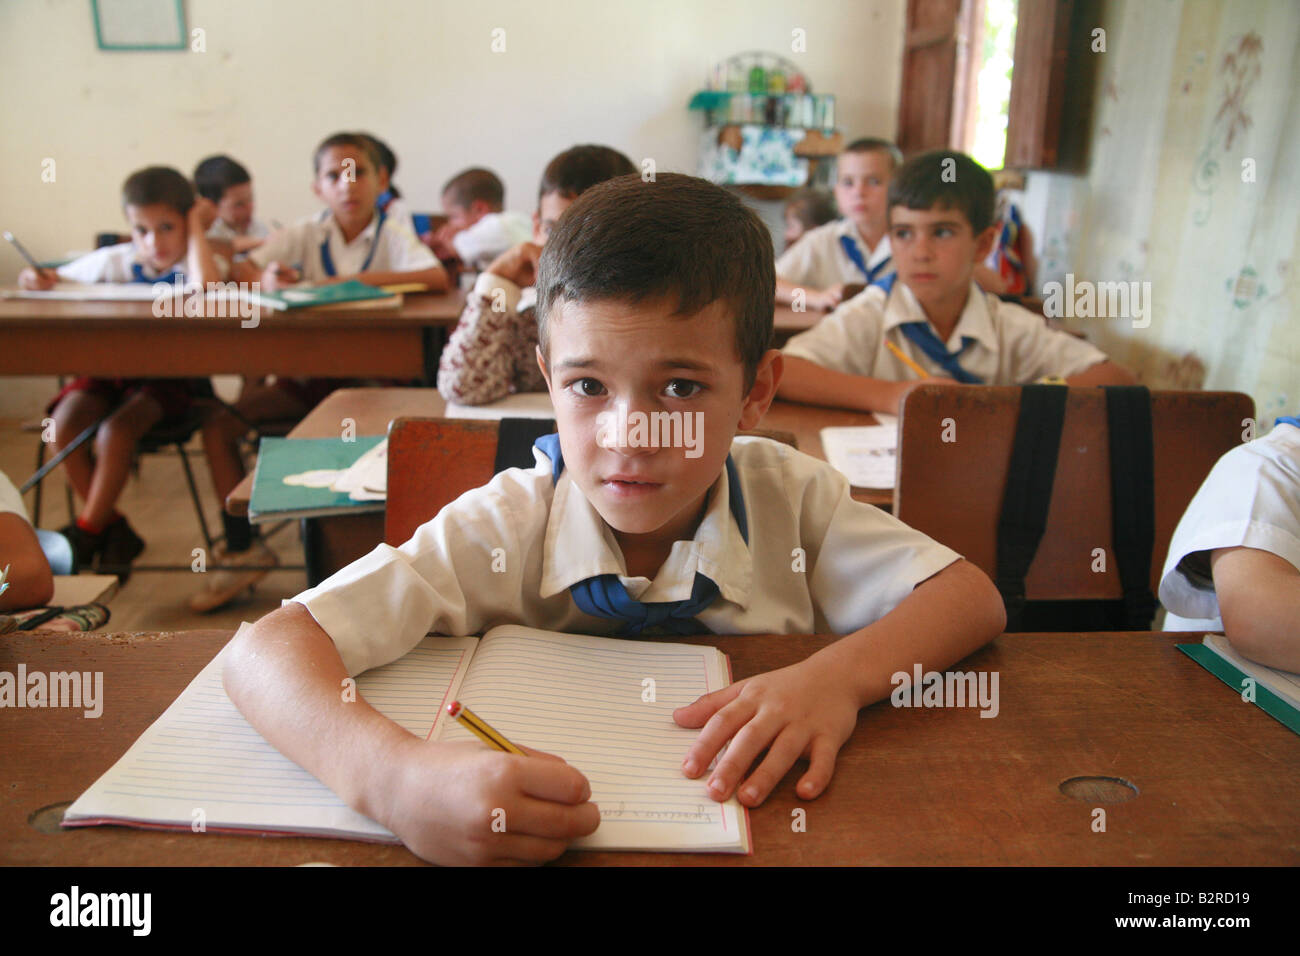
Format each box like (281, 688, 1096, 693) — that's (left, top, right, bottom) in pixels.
(1178, 634, 1300, 736)
(249, 436, 386, 522)
(247, 279, 397, 311)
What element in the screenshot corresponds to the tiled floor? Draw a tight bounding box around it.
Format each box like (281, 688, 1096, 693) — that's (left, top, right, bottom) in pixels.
(1, 417, 304, 634)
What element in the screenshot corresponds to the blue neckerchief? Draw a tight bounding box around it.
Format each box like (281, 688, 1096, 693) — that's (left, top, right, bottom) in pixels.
(874, 273, 983, 384)
(1276, 416, 1300, 429)
(319, 209, 386, 277)
(533, 433, 747, 635)
(130, 262, 185, 284)
(376, 190, 394, 211)
(839, 233, 891, 284)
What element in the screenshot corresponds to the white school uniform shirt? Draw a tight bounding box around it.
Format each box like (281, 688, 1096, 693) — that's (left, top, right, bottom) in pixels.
(775, 219, 892, 290)
(782, 280, 1108, 384)
(379, 196, 417, 233)
(290, 436, 961, 676)
(451, 211, 532, 271)
(207, 218, 271, 242)
(55, 243, 188, 284)
(248, 209, 438, 283)
(1159, 422, 1300, 631)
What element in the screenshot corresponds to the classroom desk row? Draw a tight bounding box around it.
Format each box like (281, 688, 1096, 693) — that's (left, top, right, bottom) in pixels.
(4, 627, 1296, 866)
(0, 291, 815, 380)
(225, 387, 891, 585)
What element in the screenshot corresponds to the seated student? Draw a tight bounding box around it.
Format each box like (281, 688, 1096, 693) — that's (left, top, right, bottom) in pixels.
(776, 138, 900, 311)
(427, 167, 532, 272)
(1160, 416, 1300, 672)
(194, 133, 448, 613)
(223, 173, 1006, 866)
(783, 187, 837, 251)
(437, 144, 635, 405)
(18, 166, 225, 577)
(0, 470, 54, 611)
(779, 151, 1135, 415)
(194, 154, 269, 255)
(362, 133, 416, 233)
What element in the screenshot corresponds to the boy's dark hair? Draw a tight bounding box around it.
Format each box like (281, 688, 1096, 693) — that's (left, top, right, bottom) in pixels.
(785, 188, 837, 230)
(537, 145, 636, 202)
(313, 132, 381, 174)
(536, 173, 773, 392)
(442, 168, 504, 210)
(121, 166, 194, 215)
(193, 155, 251, 202)
(888, 150, 995, 234)
(363, 134, 401, 197)
(843, 137, 904, 170)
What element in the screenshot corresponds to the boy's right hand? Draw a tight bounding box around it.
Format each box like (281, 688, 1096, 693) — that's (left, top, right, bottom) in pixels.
(810, 285, 848, 311)
(259, 261, 300, 291)
(890, 376, 959, 410)
(380, 737, 600, 865)
(485, 241, 543, 289)
(18, 266, 58, 291)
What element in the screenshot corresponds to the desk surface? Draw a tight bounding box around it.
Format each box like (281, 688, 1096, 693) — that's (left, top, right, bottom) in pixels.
(3, 628, 1295, 866)
(227, 389, 888, 515)
(0, 290, 466, 378)
(49, 574, 119, 608)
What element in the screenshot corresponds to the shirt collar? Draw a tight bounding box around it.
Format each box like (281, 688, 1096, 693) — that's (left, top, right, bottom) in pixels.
(835, 219, 891, 268)
(537, 449, 753, 607)
(324, 211, 381, 248)
(882, 280, 998, 351)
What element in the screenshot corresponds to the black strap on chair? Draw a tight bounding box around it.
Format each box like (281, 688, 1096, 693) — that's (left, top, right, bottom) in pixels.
(995, 385, 1068, 631)
(1104, 386, 1157, 629)
(492, 417, 556, 474)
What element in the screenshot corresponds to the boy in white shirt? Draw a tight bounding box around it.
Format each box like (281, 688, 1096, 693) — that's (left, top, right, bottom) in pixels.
(779, 150, 1135, 414)
(194, 154, 270, 255)
(193, 134, 448, 613)
(437, 144, 636, 405)
(427, 167, 532, 273)
(776, 138, 901, 312)
(1160, 417, 1300, 673)
(18, 166, 225, 578)
(223, 172, 1006, 865)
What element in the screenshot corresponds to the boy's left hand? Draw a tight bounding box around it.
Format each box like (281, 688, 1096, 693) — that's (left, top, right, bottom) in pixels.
(674, 653, 860, 807)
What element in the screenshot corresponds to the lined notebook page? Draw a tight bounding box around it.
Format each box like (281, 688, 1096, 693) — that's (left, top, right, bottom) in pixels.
(64, 628, 478, 840)
(436, 626, 747, 852)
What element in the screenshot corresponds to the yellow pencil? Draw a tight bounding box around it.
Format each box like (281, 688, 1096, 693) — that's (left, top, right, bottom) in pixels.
(885, 339, 930, 379)
(446, 701, 526, 755)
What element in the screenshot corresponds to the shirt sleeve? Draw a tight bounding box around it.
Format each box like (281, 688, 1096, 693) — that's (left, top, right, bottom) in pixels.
(781, 292, 884, 376)
(1158, 428, 1300, 621)
(288, 468, 546, 675)
(775, 236, 817, 284)
(378, 218, 440, 273)
(1001, 305, 1109, 381)
(795, 453, 962, 633)
(57, 245, 127, 283)
(246, 224, 308, 271)
(437, 273, 525, 405)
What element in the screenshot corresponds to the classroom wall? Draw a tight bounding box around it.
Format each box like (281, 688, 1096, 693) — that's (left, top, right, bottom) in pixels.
(1031, 0, 1298, 423)
(0, 0, 903, 417)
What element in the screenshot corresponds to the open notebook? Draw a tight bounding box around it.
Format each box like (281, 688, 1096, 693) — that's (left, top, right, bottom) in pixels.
(820, 414, 899, 490)
(64, 625, 751, 854)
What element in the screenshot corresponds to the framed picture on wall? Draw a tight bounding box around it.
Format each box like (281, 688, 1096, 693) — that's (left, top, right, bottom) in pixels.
(92, 0, 187, 52)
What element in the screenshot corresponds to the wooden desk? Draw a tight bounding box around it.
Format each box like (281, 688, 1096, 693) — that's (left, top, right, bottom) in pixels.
(4, 629, 1296, 865)
(759, 400, 891, 508)
(772, 304, 820, 346)
(0, 290, 466, 380)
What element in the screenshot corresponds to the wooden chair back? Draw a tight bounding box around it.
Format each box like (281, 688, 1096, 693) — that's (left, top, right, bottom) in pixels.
(893, 386, 1254, 600)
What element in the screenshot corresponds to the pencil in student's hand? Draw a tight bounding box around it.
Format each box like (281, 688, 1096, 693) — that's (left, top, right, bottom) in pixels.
(447, 700, 526, 755)
(3, 231, 45, 273)
(885, 340, 930, 379)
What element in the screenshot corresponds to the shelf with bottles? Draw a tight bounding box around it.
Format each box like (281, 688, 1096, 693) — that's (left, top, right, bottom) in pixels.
(689, 51, 837, 131)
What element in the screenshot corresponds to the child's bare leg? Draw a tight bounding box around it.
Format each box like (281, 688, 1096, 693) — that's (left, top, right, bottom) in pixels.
(82, 391, 163, 529)
(51, 390, 111, 503)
